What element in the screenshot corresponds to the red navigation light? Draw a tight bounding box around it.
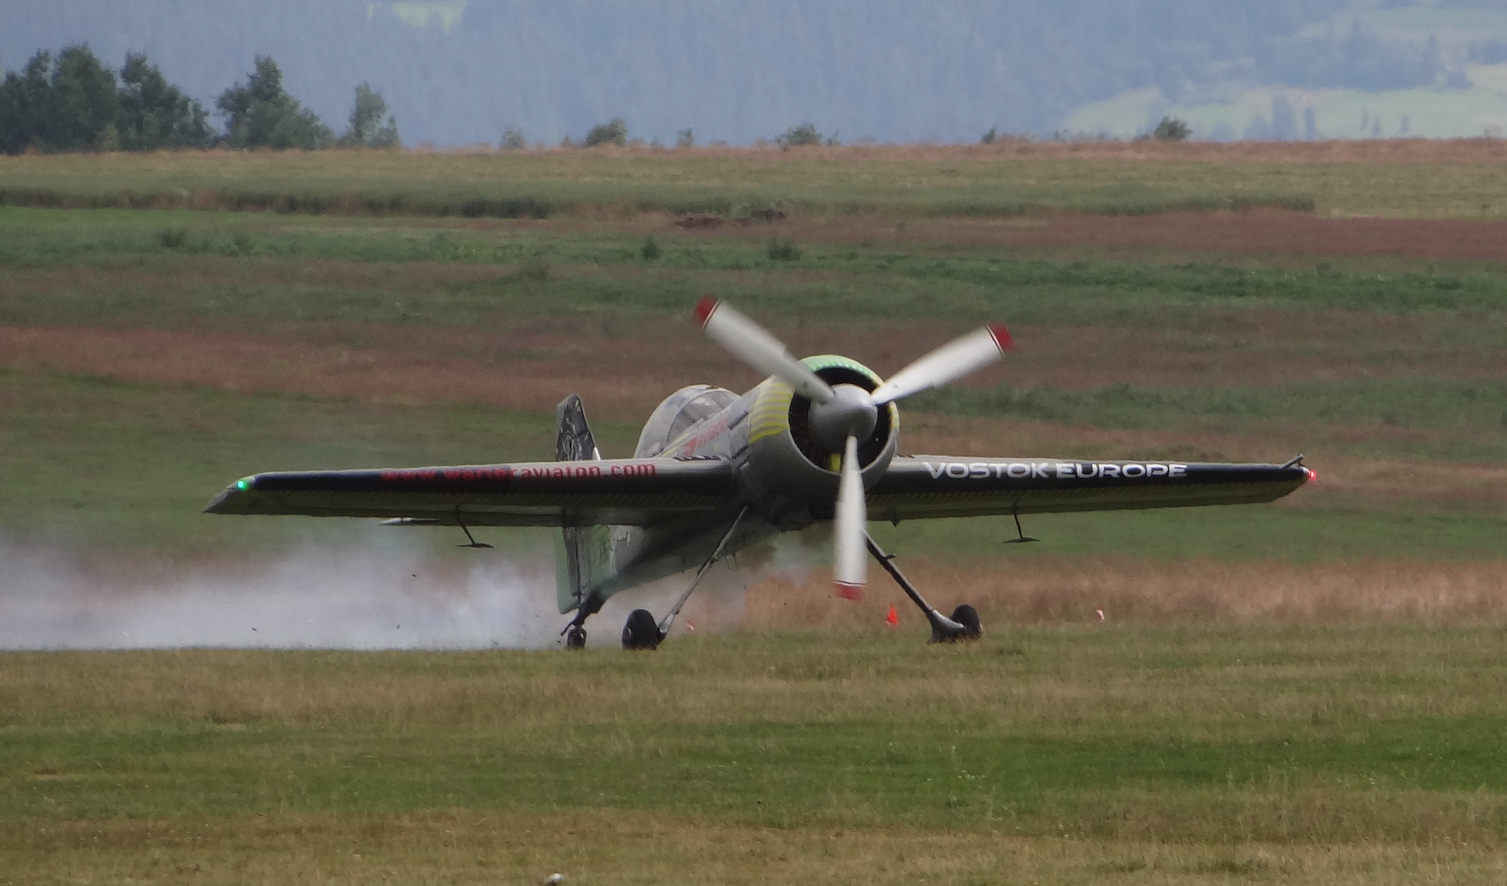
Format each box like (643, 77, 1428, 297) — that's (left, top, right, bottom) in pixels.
(1306, 468, 1317, 483)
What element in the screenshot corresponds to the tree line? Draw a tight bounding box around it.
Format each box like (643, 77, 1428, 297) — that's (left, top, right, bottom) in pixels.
(0, 46, 398, 155)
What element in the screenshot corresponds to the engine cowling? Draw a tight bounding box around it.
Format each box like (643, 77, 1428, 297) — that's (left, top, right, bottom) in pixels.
(742, 355, 899, 508)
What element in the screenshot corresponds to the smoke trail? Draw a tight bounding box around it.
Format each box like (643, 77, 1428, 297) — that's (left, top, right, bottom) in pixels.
(0, 534, 563, 650)
(0, 526, 826, 651)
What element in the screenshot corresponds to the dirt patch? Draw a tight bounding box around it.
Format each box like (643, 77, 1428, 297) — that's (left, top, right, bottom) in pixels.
(0, 324, 707, 423)
(657, 208, 1507, 263)
(3, 311, 1500, 423)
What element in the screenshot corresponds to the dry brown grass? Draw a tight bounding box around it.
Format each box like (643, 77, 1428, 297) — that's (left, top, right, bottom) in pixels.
(741, 557, 1507, 629)
(8, 809, 1507, 886)
(8, 138, 1507, 221)
(3, 301, 1502, 412)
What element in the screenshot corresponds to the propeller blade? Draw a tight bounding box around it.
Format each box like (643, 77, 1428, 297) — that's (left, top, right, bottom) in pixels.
(870, 323, 1013, 405)
(695, 296, 834, 404)
(833, 435, 867, 599)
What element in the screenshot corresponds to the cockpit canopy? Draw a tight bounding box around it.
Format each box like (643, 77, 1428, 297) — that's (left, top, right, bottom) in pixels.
(634, 385, 738, 457)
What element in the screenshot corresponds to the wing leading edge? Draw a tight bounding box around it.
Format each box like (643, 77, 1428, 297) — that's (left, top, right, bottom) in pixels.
(204, 457, 736, 527)
(868, 456, 1309, 522)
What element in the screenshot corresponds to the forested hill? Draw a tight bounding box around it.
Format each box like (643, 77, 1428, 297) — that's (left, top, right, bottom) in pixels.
(0, 0, 1491, 145)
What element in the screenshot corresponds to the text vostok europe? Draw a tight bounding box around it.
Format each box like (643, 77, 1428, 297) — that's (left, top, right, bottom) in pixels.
(922, 461, 1190, 480)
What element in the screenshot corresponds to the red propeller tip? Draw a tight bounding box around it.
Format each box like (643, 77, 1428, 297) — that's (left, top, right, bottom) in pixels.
(987, 323, 1014, 351)
(835, 582, 864, 601)
(694, 295, 719, 328)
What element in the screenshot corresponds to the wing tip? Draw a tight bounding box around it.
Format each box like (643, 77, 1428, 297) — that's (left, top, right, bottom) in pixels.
(987, 323, 1014, 351)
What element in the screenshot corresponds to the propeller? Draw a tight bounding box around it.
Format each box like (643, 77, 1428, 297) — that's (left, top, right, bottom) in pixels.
(695, 297, 1012, 598)
(834, 435, 866, 598)
(696, 296, 834, 404)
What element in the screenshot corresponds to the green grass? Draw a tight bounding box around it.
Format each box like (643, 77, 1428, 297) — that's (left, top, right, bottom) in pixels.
(0, 149, 1323, 219)
(3, 625, 1506, 841)
(2, 370, 1502, 558)
(1, 148, 1505, 885)
(3, 145, 1506, 219)
(3, 208, 1506, 338)
(914, 377, 1507, 463)
(0, 370, 633, 552)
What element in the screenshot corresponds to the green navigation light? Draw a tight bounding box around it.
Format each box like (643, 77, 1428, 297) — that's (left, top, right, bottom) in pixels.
(236, 479, 251, 491)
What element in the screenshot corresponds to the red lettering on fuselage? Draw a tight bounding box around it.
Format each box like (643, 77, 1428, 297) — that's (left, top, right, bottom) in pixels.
(680, 415, 730, 457)
(382, 467, 509, 482)
(516, 465, 602, 480)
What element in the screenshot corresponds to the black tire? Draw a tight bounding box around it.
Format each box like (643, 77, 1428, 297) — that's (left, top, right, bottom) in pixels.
(564, 625, 587, 650)
(949, 604, 982, 640)
(621, 609, 662, 650)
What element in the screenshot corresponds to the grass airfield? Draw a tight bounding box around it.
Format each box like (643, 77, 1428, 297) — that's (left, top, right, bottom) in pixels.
(1, 142, 1505, 883)
(5, 628, 1507, 885)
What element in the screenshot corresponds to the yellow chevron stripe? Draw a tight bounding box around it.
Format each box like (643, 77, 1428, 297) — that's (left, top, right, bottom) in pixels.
(749, 380, 794, 444)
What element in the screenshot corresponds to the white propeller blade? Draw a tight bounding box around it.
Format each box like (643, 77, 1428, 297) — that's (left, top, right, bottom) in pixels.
(696, 296, 834, 404)
(833, 435, 867, 599)
(870, 323, 1013, 405)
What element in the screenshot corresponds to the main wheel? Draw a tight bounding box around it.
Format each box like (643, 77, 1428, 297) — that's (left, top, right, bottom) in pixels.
(949, 604, 983, 640)
(564, 625, 587, 649)
(621, 609, 663, 650)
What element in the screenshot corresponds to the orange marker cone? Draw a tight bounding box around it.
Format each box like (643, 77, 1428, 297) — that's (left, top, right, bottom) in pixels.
(885, 605, 899, 627)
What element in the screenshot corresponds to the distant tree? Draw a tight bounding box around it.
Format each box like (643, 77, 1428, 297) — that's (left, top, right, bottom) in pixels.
(216, 56, 332, 150)
(49, 45, 121, 151)
(980, 127, 998, 144)
(0, 51, 57, 154)
(0, 46, 130, 153)
(583, 117, 627, 147)
(499, 126, 527, 150)
(676, 128, 694, 148)
(338, 82, 399, 148)
(777, 123, 822, 148)
(118, 53, 212, 150)
(1152, 115, 1191, 141)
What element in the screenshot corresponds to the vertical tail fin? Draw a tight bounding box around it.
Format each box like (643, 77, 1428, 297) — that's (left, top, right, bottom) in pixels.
(555, 394, 600, 614)
(555, 393, 599, 463)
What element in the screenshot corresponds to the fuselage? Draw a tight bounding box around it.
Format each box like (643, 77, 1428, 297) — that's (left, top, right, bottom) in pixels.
(571, 356, 898, 606)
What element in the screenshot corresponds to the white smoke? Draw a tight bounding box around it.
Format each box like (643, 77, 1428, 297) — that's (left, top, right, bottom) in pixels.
(0, 527, 825, 651)
(0, 533, 564, 650)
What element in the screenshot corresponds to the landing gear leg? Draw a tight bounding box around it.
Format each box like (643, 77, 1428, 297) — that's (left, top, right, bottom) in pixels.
(622, 505, 751, 651)
(560, 596, 603, 650)
(864, 533, 982, 643)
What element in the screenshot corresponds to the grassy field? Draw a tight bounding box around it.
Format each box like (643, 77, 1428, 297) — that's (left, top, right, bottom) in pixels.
(4, 627, 1507, 884)
(1, 147, 1504, 882)
(1, 200, 1503, 554)
(0, 140, 1504, 219)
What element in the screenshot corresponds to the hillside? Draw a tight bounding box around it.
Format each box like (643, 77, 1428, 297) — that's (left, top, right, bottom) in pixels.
(5, 0, 1503, 145)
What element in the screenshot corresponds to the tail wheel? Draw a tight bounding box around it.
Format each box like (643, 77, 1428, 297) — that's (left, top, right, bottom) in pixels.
(621, 609, 663, 651)
(949, 604, 982, 640)
(564, 625, 587, 650)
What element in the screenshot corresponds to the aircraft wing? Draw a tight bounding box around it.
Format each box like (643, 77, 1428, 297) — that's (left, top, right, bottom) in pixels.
(204, 457, 736, 527)
(867, 456, 1309, 522)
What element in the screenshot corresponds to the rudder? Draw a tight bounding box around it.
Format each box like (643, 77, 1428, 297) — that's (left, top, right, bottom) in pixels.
(555, 395, 603, 613)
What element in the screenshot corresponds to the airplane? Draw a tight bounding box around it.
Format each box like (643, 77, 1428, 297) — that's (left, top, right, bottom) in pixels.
(206, 297, 1312, 649)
